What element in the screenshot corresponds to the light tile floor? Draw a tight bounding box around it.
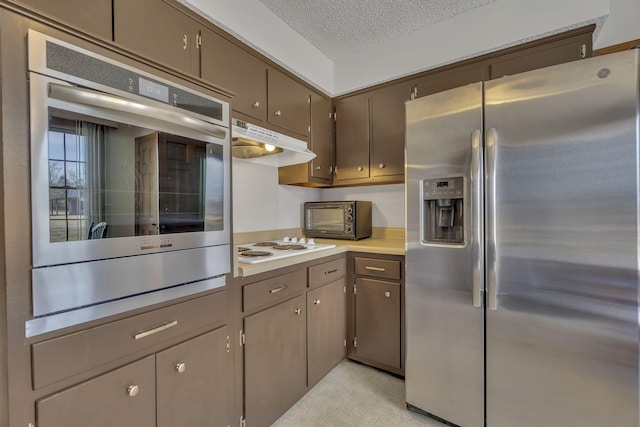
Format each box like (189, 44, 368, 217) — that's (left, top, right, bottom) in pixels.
(272, 360, 449, 427)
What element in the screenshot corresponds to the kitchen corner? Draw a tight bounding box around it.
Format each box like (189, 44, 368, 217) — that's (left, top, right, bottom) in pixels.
(234, 227, 404, 277)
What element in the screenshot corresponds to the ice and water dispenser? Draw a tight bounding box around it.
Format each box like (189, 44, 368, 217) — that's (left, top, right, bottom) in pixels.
(422, 177, 464, 244)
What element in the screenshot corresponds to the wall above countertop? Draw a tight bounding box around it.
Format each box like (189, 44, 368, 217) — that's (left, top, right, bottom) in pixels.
(232, 158, 403, 232)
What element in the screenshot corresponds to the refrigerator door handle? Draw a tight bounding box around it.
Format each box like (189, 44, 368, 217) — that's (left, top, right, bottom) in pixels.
(471, 129, 483, 308)
(486, 128, 498, 311)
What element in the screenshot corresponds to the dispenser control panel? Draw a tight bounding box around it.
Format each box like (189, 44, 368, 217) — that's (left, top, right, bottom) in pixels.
(423, 177, 464, 199)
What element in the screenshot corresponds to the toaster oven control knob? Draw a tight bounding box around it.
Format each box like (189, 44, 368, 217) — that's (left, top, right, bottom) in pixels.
(346, 207, 353, 214)
(346, 226, 353, 232)
(347, 215, 353, 221)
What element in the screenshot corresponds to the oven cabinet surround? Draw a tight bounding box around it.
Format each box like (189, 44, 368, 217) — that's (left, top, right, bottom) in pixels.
(32, 291, 233, 427)
(7, 0, 112, 39)
(236, 255, 347, 427)
(347, 252, 405, 376)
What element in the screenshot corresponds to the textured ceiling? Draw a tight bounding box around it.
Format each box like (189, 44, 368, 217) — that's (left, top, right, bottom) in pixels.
(258, 0, 496, 60)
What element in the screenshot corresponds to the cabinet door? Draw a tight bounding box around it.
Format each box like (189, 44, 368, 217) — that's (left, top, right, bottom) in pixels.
(16, 0, 112, 39)
(309, 93, 333, 182)
(37, 356, 155, 427)
(200, 27, 267, 122)
(334, 94, 370, 181)
(370, 84, 412, 178)
(489, 32, 591, 79)
(156, 327, 230, 427)
(114, 0, 196, 75)
(244, 295, 306, 427)
(267, 68, 310, 137)
(412, 64, 486, 98)
(355, 278, 401, 369)
(308, 278, 346, 386)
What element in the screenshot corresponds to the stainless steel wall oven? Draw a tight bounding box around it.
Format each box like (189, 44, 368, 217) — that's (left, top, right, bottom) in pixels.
(26, 30, 231, 336)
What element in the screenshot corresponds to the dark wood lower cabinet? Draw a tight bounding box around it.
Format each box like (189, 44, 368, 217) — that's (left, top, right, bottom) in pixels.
(156, 327, 230, 427)
(307, 278, 347, 387)
(244, 295, 307, 427)
(354, 278, 401, 369)
(37, 326, 231, 427)
(37, 356, 156, 427)
(348, 253, 405, 375)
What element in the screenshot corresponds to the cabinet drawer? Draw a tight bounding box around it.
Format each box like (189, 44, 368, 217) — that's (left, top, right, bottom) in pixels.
(32, 290, 226, 390)
(354, 257, 401, 280)
(37, 355, 156, 427)
(243, 269, 306, 312)
(309, 257, 346, 288)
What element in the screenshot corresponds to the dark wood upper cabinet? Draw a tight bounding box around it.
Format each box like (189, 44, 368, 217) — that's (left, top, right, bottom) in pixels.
(14, 0, 112, 39)
(114, 0, 196, 75)
(309, 93, 333, 182)
(370, 84, 412, 178)
(267, 68, 311, 137)
(412, 63, 486, 99)
(489, 31, 592, 79)
(334, 94, 370, 182)
(200, 27, 268, 122)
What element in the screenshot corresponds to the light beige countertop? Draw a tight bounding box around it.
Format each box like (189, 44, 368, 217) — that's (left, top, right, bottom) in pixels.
(234, 228, 405, 277)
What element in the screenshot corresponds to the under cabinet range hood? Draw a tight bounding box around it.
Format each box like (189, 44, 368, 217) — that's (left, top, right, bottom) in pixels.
(231, 118, 315, 166)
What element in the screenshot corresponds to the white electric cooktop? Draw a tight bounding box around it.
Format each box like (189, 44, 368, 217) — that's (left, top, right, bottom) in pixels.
(236, 238, 336, 264)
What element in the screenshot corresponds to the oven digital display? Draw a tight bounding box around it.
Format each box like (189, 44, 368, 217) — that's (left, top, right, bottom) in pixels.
(139, 77, 169, 103)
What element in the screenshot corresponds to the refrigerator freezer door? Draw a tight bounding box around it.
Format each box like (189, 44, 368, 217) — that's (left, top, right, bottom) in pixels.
(485, 50, 639, 427)
(405, 82, 484, 427)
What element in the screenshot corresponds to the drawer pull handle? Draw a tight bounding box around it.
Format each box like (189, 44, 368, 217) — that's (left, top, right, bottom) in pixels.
(134, 320, 178, 340)
(127, 385, 140, 397)
(176, 363, 187, 374)
(294, 308, 302, 315)
(365, 266, 386, 272)
(385, 291, 391, 298)
(269, 285, 288, 294)
(314, 299, 321, 305)
(325, 269, 338, 275)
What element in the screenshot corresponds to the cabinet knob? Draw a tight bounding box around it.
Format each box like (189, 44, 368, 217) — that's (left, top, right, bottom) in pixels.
(182, 34, 188, 50)
(357, 166, 363, 172)
(127, 385, 140, 397)
(294, 308, 302, 315)
(379, 163, 386, 169)
(313, 299, 321, 305)
(253, 101, 260, 108)
(385, 291, 391, 298)
(316, 166, 321, 171)
(274, 110, 282, 117)
(175, 362, 187, 374)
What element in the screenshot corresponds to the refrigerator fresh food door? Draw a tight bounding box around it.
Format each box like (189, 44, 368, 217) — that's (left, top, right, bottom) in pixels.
(405, 82, 484, 427)
(485, 50, 639, 427)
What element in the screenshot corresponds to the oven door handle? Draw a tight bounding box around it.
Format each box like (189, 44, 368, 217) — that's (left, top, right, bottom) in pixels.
(48, 82, 228, 140)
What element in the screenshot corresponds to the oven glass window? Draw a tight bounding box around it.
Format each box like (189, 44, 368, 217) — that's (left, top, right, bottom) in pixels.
(308, 208, 345, 231)
(46, 110, 223, 242)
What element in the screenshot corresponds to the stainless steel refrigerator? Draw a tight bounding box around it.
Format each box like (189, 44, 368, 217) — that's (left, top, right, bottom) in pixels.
(405, 49, 639, 427)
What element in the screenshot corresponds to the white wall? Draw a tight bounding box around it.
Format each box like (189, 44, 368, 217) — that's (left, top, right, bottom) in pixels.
(593, 0, 640, 48)
(232, 159, 322, 232)
(232, 159, 404, 231)
(322, 185, 405, 228)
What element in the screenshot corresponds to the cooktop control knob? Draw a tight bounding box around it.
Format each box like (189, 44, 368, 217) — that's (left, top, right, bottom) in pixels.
(291, 237, 298, 243)
(283, 236, 290, 242)
(299, 238, 306, 244)
(307, 238, 316, 245)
